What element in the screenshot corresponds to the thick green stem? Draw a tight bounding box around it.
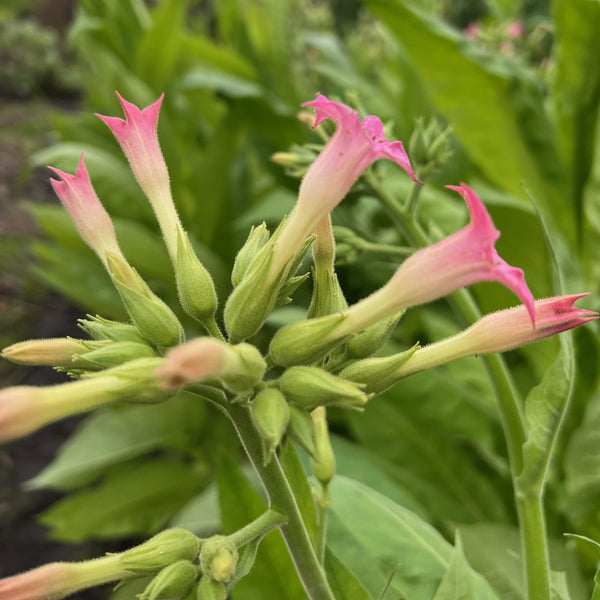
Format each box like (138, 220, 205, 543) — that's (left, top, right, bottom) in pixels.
(223, 402, 336, 600)
(369, 177, 549, 599)
(204, 317, 226, 341)
(517, 492, 551, 600)
(229, 509, 287, 548)
(315, 489, 330, 565)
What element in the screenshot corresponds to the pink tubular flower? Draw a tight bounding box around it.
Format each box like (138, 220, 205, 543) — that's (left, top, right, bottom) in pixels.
(269, 94, 420, 275)
(345, 183, 534, 329)
(0, 557, 130, 600)
(96, 93, 181, 258)
(385, 294, 598, 379)
(49, 155, 123, 263)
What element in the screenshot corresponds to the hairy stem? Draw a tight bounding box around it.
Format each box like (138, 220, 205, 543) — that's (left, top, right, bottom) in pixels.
(229, 508, 287, 548)
(223, 402, 335, 600)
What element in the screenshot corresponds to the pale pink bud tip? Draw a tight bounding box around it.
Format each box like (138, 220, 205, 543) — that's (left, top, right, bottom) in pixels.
(446, 183, 535, 326)
(535, 293, 598, 334)
(302, 94, 421, 183)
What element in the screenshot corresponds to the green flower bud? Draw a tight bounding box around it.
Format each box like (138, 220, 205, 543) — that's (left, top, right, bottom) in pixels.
(287, 405, 317, 458)
(339, 343, 420, 395)
(279, 366, 369, 410)
(346, 312, 404, 359)
(310, 407, 335, 487)
(408, 117, 453, 181)
(270, 313, 349, 366)
(73, 341, 156, 371)
(1, 338, 108, 367)
(78, 315, 148, 344)
(107, 253, 183, 349)
(231, 223, 270, 287)
(175, 229, 218, 323)
(138, 560, 198, 600)
(250, 388, 290, 465)
(119, 529, 200, 574)
(196, 577, 227, 600)
(220, 343, 266, 395)
(224, 244, 286, 341)
(199, 536, 238, 583)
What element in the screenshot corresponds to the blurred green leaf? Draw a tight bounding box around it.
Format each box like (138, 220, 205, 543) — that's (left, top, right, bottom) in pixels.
(217, 457, 306, 600)
(325, 548, 372, 600)
(327, 476, 496, 600)
(170, 483, 220, 537)
(27, 393, 206, 491)
(38, 457, 203, 542)
(364, 0, 572, 243)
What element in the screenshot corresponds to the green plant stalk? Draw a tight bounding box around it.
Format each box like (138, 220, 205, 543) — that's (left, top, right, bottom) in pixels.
(315, 488, 330, 565)
(204, 316, 226, 341)
(368, 176, 549, 600)
(229, 508, 287, 548)
(222, 401, 336, 600)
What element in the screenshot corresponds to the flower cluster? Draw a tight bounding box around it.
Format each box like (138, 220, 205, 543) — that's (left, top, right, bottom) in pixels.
(0, 91, 596, 598)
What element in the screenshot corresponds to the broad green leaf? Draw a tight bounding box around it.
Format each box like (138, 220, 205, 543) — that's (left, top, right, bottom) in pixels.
(432, 536, 499, 600)
(551, 0, 600, 228)
(178, 67, 264, 99)
(136, 0, 187, 92)
(38, 457, 203, 542)
(327, 476, 452, 599)
(459, 523, 587, 600)
(28, 394, 206, 491)
(217, 457, 305, 600)
(519, 334, 575, 493)
(364, 0, 572, 243)
(280, 440, 318, 548)
(325, 548, 372, 600)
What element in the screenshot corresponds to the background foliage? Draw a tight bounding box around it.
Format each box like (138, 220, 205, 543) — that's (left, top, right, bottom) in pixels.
(2, 0, 600, 598)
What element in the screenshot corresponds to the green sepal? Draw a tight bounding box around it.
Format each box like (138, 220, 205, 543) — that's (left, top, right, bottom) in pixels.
(250, 388, 290, 465)
(138, 560, 197, 600)
(175, 229, 218, 323)
(72, 341, 156, 371)
(231, 223, 270, 287)
(346, 311, 404, 360)
(286, 405, 318, 459)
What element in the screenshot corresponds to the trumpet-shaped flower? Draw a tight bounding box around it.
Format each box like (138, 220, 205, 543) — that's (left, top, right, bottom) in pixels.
(96, 92, 181, 258)
(49, 155, 124, 264)
(371, 294, 598, 384)
(270, 94, 420, 275)
(0, 557, 130, 600)
(271, 183, 535, 366)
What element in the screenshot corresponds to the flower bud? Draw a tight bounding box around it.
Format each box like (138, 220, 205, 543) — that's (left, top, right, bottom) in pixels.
(310, 407, 335, 487)
(279, 366, 369, 410)
(345, 312, 404, 360)
(287, 405, 317, 458)
(231, 223, 270, 287)
(157, 339, 265, 394)
(250, 388, 290, 465)
(106, 253, 183, 349)
(78, 315, 148, 344)
(119, 529, 200, 575)
(196, 577, 227, 600)
(199, 536, 238, 583)
(72, 341, 156, 371)
(270, 313, 349, 366)
(1, 338, 106, 368)
(138, 561, 198, 600)
(175, 229, 218, 323)
(339, 343, 420, 395)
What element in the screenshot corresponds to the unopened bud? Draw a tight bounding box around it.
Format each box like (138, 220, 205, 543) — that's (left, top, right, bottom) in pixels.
(310, 407, 335, 487)
(287, 405, 317, 458)
(107, 253, 183, 349)
(175, 229, 218, 323)
(199, 536, 238, 583)
(78, 315, 147, 344)
(119, 529, 200, 574)
(270, 313, 349, 366)
(279, 366, 369, 410)
(73, 341, 156, 371)
(139, 560, 198, 600)
(250, 388, 290, 464)
(231, 224, 270, 287)
(196, 577, 227, 600)
(346, 312, 403, 359)
(220, 343, 266, 394)
(339, 343, 420, 394)
(409, 117, 453, 180)
(2, 338, 106, 367)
